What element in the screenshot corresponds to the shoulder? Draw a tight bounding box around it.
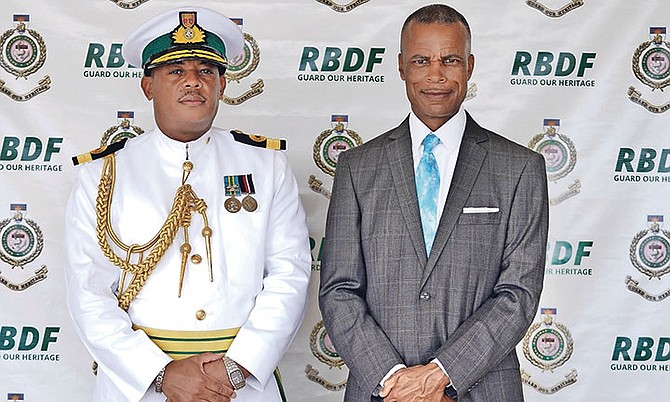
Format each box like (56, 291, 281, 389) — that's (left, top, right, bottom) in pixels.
(70, 129, 154, 167)
(338, 123, 402, 162)
(213, 128, 291, 174)
(466, 116, 540, 160)
(71, 138, 129, 166)
(227, 129, 286, 151)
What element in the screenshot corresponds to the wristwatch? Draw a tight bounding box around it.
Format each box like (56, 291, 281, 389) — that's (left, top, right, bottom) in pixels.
(444, 382, 458, 400)
(223, 356, 246, 390)
(154, 366, 166, 393)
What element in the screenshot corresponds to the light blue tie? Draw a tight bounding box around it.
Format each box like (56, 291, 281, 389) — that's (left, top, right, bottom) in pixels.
(416, 133, 441, 255)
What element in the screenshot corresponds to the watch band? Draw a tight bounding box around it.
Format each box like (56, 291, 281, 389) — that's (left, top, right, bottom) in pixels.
(372, 384, 382, 397)
(223, 355, 246, 390)
(444, 382, 458, 400)
(154, 366, 166, 393)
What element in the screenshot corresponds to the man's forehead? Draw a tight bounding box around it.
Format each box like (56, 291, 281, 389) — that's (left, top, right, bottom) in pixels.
(400, 21, 470, 51)
(165, 59, 219, 67)
(151, 59, 221, 72)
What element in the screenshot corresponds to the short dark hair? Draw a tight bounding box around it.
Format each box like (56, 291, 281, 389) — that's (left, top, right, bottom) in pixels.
(401, 4, 472, 49)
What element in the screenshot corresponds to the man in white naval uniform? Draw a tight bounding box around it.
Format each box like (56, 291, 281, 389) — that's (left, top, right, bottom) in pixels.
(64, 7, 311, 402)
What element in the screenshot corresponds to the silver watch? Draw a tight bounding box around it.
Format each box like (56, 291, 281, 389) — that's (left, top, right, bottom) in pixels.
(223, 356, 246, 390)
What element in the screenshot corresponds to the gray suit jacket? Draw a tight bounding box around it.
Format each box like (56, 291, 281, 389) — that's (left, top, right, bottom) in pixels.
(319, 114, 548, 402)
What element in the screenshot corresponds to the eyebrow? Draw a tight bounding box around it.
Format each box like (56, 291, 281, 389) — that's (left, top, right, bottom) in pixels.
(408, 53, 463, 60)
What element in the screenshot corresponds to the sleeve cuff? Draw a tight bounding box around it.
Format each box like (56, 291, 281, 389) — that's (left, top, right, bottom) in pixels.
(380, 364, 406, 387)
(431, 358, 457, 391)
(373, 363, 406, 396)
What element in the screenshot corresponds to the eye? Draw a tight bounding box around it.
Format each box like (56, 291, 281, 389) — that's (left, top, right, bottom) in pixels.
(412, 58, 429, 65)
(200, 68, 214, 75)
(168, 68, 183, 75)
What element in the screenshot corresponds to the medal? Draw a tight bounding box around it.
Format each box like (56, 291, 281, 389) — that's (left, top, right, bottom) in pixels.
(224, 178, 242, 213)
(225, 196, 242, 213)
(239, 174, 257, 212)
(241, 195, 257, 212)
(224, 174, 257, 212)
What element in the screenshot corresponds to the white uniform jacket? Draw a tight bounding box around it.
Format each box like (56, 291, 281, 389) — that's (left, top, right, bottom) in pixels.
(65, 128, 311, 402)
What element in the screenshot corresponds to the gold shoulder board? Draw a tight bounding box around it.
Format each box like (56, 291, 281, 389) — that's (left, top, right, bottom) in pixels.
(71, 138, 128, 166)
(230, 129, 286, 151)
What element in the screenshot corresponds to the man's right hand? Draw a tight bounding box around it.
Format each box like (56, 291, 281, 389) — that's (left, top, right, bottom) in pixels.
(162, 353, 236, 402)
(379, 363, 451, 402)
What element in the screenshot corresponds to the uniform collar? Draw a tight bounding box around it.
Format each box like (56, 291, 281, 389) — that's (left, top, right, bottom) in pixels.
(153, 128, 213, 161)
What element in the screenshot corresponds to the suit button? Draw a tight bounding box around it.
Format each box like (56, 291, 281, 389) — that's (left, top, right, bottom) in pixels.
(420, 291, 431, 300)
(195, 309, 207, 320)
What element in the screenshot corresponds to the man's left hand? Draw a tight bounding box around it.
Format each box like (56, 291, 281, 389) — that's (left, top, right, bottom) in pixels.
(161, 353, 235, 402)
(381, 363, 451, 402)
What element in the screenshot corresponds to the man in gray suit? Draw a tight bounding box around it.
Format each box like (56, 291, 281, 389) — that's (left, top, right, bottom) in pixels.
(319, 4, 548, 401)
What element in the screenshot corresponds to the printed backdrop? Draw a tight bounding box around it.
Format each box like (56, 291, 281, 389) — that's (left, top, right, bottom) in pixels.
(1, 0, 669, 400)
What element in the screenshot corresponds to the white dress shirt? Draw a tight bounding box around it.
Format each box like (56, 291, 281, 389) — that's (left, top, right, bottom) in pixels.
(409, 107, 466, 223)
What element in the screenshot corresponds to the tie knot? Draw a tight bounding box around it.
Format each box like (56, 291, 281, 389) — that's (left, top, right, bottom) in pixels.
(422, 133, 440, 154)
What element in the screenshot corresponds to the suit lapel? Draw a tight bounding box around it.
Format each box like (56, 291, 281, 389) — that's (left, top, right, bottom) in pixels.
(385, 117, 427, 266)
(421, 115, 488, 286)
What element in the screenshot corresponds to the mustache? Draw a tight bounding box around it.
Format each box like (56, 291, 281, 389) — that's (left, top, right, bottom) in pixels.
(178, 90, 206, 102)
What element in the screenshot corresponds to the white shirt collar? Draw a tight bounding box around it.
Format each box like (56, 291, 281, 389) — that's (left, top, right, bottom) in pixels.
(409, 107, 466, 161)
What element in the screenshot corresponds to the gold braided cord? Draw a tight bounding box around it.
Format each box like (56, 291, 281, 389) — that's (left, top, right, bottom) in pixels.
(96, 154, 186, 272)
(192, 197, 214, 281)
(95, 153, 210, 311)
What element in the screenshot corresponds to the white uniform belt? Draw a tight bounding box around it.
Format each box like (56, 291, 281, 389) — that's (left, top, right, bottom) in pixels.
(133, 325, 240, 360)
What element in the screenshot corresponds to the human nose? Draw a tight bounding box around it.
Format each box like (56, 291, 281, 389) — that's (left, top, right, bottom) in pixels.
(182, 69, 201, 89)
(426, 60, 446, 83)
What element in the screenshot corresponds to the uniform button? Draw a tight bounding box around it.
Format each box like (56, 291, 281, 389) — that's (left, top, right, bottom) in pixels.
(191, 254, 202, 264)
(420, 291, 431, 300)
(195, 309, 206, 320)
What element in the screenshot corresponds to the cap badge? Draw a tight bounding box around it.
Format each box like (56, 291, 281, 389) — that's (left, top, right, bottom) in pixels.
(172, 12, 206, 44)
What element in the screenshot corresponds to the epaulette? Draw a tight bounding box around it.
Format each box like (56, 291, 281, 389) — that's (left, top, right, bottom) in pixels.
(71, 138, 128, 166)
(230, 129, 286, 151)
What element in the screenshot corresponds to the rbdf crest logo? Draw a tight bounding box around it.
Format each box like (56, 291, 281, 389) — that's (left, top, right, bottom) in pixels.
(223, 19, 263, 105)
(308, 114, 363, 200)
(313, 115, 362, 178)
(626, 215, 670, 301)
(528, 119, 580, 206)
(304, 320, 347, 392)
(521, 308, 578, 394)
(628, 27, 670, 113)
(0, 14, 50, 101)
(100, 111, 144, 147)
(0, 203, 48, 291)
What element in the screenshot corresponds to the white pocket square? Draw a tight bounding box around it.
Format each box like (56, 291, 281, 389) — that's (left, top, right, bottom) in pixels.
(462, 207, 499, 214)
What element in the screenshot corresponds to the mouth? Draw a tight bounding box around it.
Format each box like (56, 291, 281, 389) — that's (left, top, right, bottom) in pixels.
(178, 92, 206, 105)
(421, 88, 452, 98)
